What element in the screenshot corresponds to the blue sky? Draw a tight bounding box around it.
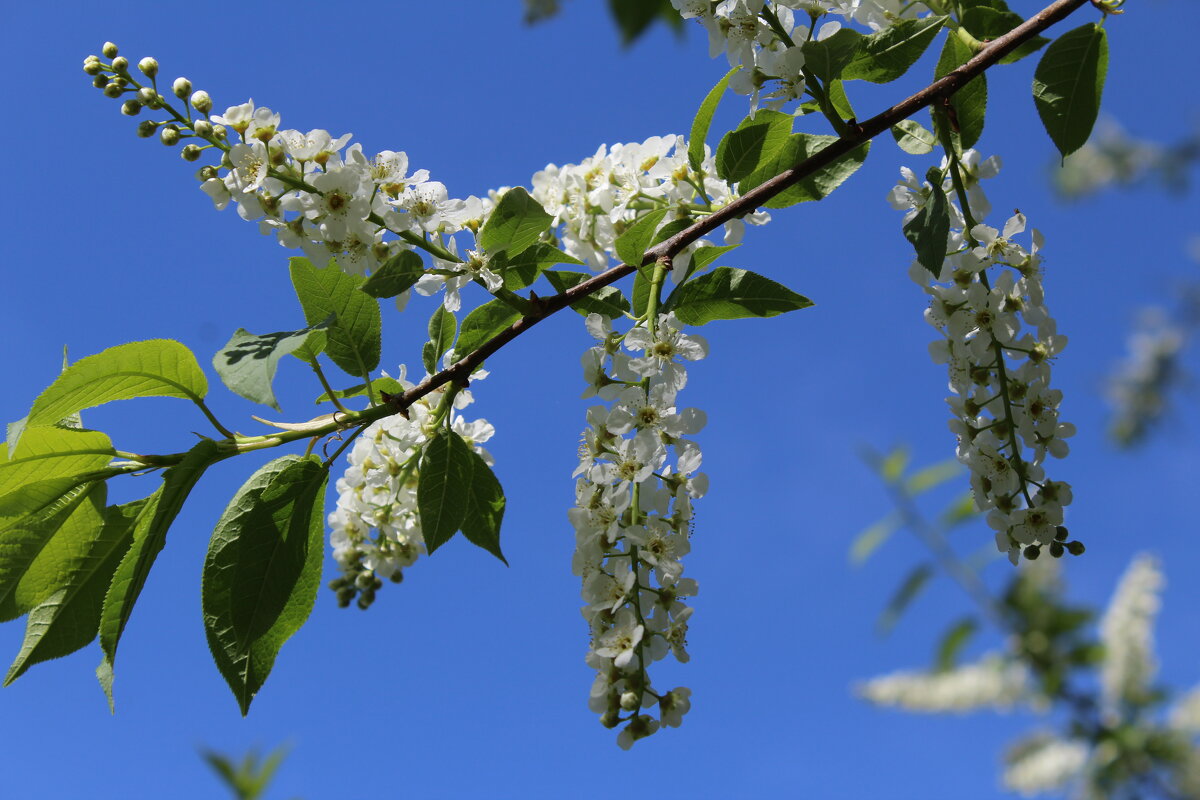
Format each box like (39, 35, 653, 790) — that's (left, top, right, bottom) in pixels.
(3, 2, 1198, 798)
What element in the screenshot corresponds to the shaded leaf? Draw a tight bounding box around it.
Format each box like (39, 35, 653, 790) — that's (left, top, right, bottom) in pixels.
(878, 563, 934, 632)
(715, 110, 794, 183)
(315, 376, 406, 405)
(360, 251, 425, 299)
(842, 16, 946, 83)
(417, 431, 474, 555)
(498, 243, 583, 291)
(543, 271, 631, 318)
(454, 299, 523, 361)
(213, 318, 333, 411)
(1033, 23, 1108, 159)
(934, 31, 988, 150)
(935, 617, 979, 672)
(803, 28, 863, 83)
(614, 208, 668, 269)
(478, 187, 553, 258)
(423, 306, 457, 375)
(741, 134, 870, 208)
(891, 119, 937, 155)
(461, 450, 507, 565)
(903, 166, 951, 275)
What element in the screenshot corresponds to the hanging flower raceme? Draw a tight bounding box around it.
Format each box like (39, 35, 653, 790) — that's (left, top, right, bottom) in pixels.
(327, 367, 495, 609)
(896, 157, 1082, 564)
(572, 311, 709, 748)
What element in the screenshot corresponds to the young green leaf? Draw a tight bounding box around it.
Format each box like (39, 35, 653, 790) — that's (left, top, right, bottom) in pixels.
(614, 207, 668, 268)
(288, 330, 327, 366)
(715, 110, 794, 183)
(1032, 23, 1108, 159)
(687, 245, 739, 276)
(961, 6, 1048, 64)
(850, 511, 900, 565)
(477, 187, 553, 258)
(417, 430, 474, 555)
(802, 28, 863, 83)
(461, 449, 507, 565)
(878, 562, 934, 633)
(25, 340, 208, 434)
(934, 32, 988, 150)
(3, 495, 144, 686)
(289, 257, 382, 378)
(498, 243, 583, 291)
(315, 376, 406, 405)
(0, 426, 114, 497)
(203, 455, 328, 714)
(454, 299, 523, 361)
(903, 167, 951, 275)
(543, 271, 632, 318)
(688, 65, 740, 172)
(98, 438, 224, 706)
(359, 251, 425, 299)
(0, 479, 105, 623)
(891, 119, 937, 155)
(213, 318, 333, 412)
(663, 267, 813, 325)
(841, 16, 946, 83)
(607, 0, 680, 45)
(423, 306, 458, 375)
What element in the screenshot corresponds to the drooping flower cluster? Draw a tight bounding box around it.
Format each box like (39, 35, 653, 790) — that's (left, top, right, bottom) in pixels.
(572, 311, 709, 748)
(1107, 308, 1186, 446)
(1099, 554, 1164, 716)
(896, 157, 1080, 564)
(327, 367, 495, 608)
(671, 0, 931, 112)
(858, 654, 1031, 713)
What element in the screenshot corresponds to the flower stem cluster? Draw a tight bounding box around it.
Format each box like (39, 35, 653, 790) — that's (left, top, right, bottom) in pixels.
(327, 368, 494, 608)
(572, 305, 709, 749)
(896, 152, 1081, 564)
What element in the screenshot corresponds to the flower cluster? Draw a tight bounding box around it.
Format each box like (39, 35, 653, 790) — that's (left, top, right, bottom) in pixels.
(571, 311, 709, 748)
(858, 655, 1031, 713)
(896, 157, 1081, 564)
(529, 135, 766, 270)
(327, 368, 495, 608)
(671, 0, 930, 112)
(1107, 308, 1186, 446)
(1099, 554, 1163, 716)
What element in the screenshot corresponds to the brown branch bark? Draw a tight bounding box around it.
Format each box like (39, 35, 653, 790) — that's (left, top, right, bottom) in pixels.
(383, 0, 1092, 415)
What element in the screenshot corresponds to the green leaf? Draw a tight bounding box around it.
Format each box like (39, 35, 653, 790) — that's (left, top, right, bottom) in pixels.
(359, 251, 425, 299)
(5, 416, 27, 459)
(417, 430, 474, 555)
(288, 330, 327, 365)
(461, 449, 507, 565)
(878, 563, 934, 633)
(850, 512, 900, 565)
(903, 166, 951, 275)
(3, 496, 143, 686)
(422, 306, 457, 375)
(614, 208, 668, 269)
(213, 318, 333, 412)
(740, 134, 870, 208)
(477, 187, 553, 258)
(827, 79, 855, 121)
(881, 446, 910, 483)
(934, 31, 988, 149)
(97, 438, 224, 706)
(289, 257, 381, 377)
(498, 243, 583, 291)
(454, 299, 523, 361)
(891, 119, 937, 155)
(906, 459, 962, 494)
(203, 455, 328, 714)
(961, 6, 1047, 65)
(687, 244, 739, 276)
(664, 267, 813, 325)
(607, 0, 680, 45)
(315, 376, 406, 404)
(939, 492, 979, 528)
(935, 617, 979, 672)
(802, 28, 863, 83)
(0, 479, 105, 622)
(715, 110, 795, 183)
(0, 426, 114, 497)
(25, 340, 208, 435)
(842, 16, 947, 83)
(689, 66, 740, 172)
(543, 271, 631, 318)
(1032, 23, 1108, 159)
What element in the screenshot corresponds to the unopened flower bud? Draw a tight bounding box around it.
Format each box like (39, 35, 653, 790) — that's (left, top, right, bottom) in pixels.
(599, 709, 621, 729)
(212, 124, 227, 139)
(103, 82, 124, 98)
(180, 143, 202, 162)
(619, 691, 639, 711)
(110, 55, 129, 73)
(83, 56, 102, 75)
(190, 90, 212, 114)
(354, 572, 376, 591)
(1049, 541, 1065, 558)
(101, 42, 119, 58)
(136, 119, 158, 138)
(1066, 540, 1085, 556)
(120, 99, 141, 116)
(1023, 545, 1041, 560)
(159, 125, 180, 146)
(92, 75, 108, 88)
(389, 571, 404, 584)
(1054, 525, 1069, 542)
(136, 87, 159, 107)
(196, 164, 219, 181)
(193, 119, 214, 137)
(172, 77, 191, 99)
(137, 57, 158, 78)
(336, 587, 355, 607)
